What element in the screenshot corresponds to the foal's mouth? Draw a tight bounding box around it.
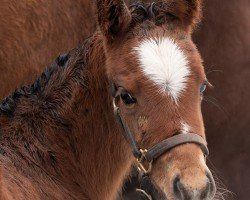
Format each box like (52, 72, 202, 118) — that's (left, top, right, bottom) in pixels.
(136, 176, 167, 200)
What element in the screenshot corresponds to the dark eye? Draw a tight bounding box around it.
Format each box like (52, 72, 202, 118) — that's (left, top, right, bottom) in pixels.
(200, 82, 207, 94)
(121, 91, 137, 105)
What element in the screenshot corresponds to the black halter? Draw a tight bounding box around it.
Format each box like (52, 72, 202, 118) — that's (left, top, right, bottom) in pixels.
(112, 87, 209, 199)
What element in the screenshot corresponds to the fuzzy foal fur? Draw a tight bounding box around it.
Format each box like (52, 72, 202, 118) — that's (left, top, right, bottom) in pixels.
(0, 35, 131, 199)
(0, 1, 215, 199)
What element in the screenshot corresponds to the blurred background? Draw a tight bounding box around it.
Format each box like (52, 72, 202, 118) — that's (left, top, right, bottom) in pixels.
(0, 0, 249, 199)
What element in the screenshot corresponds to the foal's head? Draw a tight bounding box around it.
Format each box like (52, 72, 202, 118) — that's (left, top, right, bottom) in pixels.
(97, 0, 216, 199)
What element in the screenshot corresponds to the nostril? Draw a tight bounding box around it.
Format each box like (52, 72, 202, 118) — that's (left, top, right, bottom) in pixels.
(173, 175, 185, 199)
(200, 180, 210, 199)
(200, 171, 216, 199)
(204, 171, 216, 198)
(173, 176, 179, 192)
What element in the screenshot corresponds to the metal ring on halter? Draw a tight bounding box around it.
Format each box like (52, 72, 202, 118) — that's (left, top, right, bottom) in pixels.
(136, 189, 153, 200)
(113, 99, 119, 116)
(136, 149, 153, 174)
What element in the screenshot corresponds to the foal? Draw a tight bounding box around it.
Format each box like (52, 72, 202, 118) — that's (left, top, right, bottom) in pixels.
(0, 0, 216, 199)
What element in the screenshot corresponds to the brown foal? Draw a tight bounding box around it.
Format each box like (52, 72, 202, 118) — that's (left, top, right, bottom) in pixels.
(0, 0, 216, 199)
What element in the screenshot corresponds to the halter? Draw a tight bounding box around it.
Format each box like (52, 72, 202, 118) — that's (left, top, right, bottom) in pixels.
(112, 88, 209, 199)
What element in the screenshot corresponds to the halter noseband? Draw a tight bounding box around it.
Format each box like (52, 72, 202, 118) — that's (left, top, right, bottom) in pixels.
(112, 92, 209, 199)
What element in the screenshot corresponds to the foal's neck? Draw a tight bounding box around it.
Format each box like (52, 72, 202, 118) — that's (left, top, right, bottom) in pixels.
(75, 34, 133, 199)
(0, 33, 134, 200)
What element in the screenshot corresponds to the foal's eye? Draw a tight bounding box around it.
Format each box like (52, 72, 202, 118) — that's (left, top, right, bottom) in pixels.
(200, 82, 207, 94)
(121, 91, 137, 105)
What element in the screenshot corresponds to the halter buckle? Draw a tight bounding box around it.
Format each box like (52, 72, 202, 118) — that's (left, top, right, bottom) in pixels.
(136, 149, 153, 174)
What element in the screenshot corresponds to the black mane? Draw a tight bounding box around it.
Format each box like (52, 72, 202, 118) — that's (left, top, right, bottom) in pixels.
(0, 54, 69, 116)
(0, 35, 96, 117)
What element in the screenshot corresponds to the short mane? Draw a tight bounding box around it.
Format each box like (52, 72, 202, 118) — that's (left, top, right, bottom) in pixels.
(0, 37, 93, 116)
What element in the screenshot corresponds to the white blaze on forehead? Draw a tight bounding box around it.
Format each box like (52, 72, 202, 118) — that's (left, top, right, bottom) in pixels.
(134, 37, 190, 102)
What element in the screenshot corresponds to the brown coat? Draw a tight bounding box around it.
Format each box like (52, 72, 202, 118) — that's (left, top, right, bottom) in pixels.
(0, 0, 249, 199)
(0, 0, 216, 199)
(0, 0, 96, 100)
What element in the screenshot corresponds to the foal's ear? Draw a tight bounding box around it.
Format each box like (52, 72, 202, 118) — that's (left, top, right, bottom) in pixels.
(157, 0, 202, 31)
(96, 0, 131, 42)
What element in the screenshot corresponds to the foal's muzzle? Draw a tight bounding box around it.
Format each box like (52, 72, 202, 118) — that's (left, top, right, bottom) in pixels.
(173, 170, 216, 200)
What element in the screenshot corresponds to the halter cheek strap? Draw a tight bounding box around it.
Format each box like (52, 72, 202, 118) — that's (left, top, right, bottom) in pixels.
(114, 107, 142, 158)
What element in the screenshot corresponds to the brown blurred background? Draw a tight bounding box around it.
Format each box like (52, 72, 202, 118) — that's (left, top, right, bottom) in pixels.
(194, 1, 250, 198)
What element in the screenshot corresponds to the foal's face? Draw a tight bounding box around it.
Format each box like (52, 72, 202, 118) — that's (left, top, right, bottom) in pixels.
(97, 0, 216, 199)
(108, 28, 215, 200)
